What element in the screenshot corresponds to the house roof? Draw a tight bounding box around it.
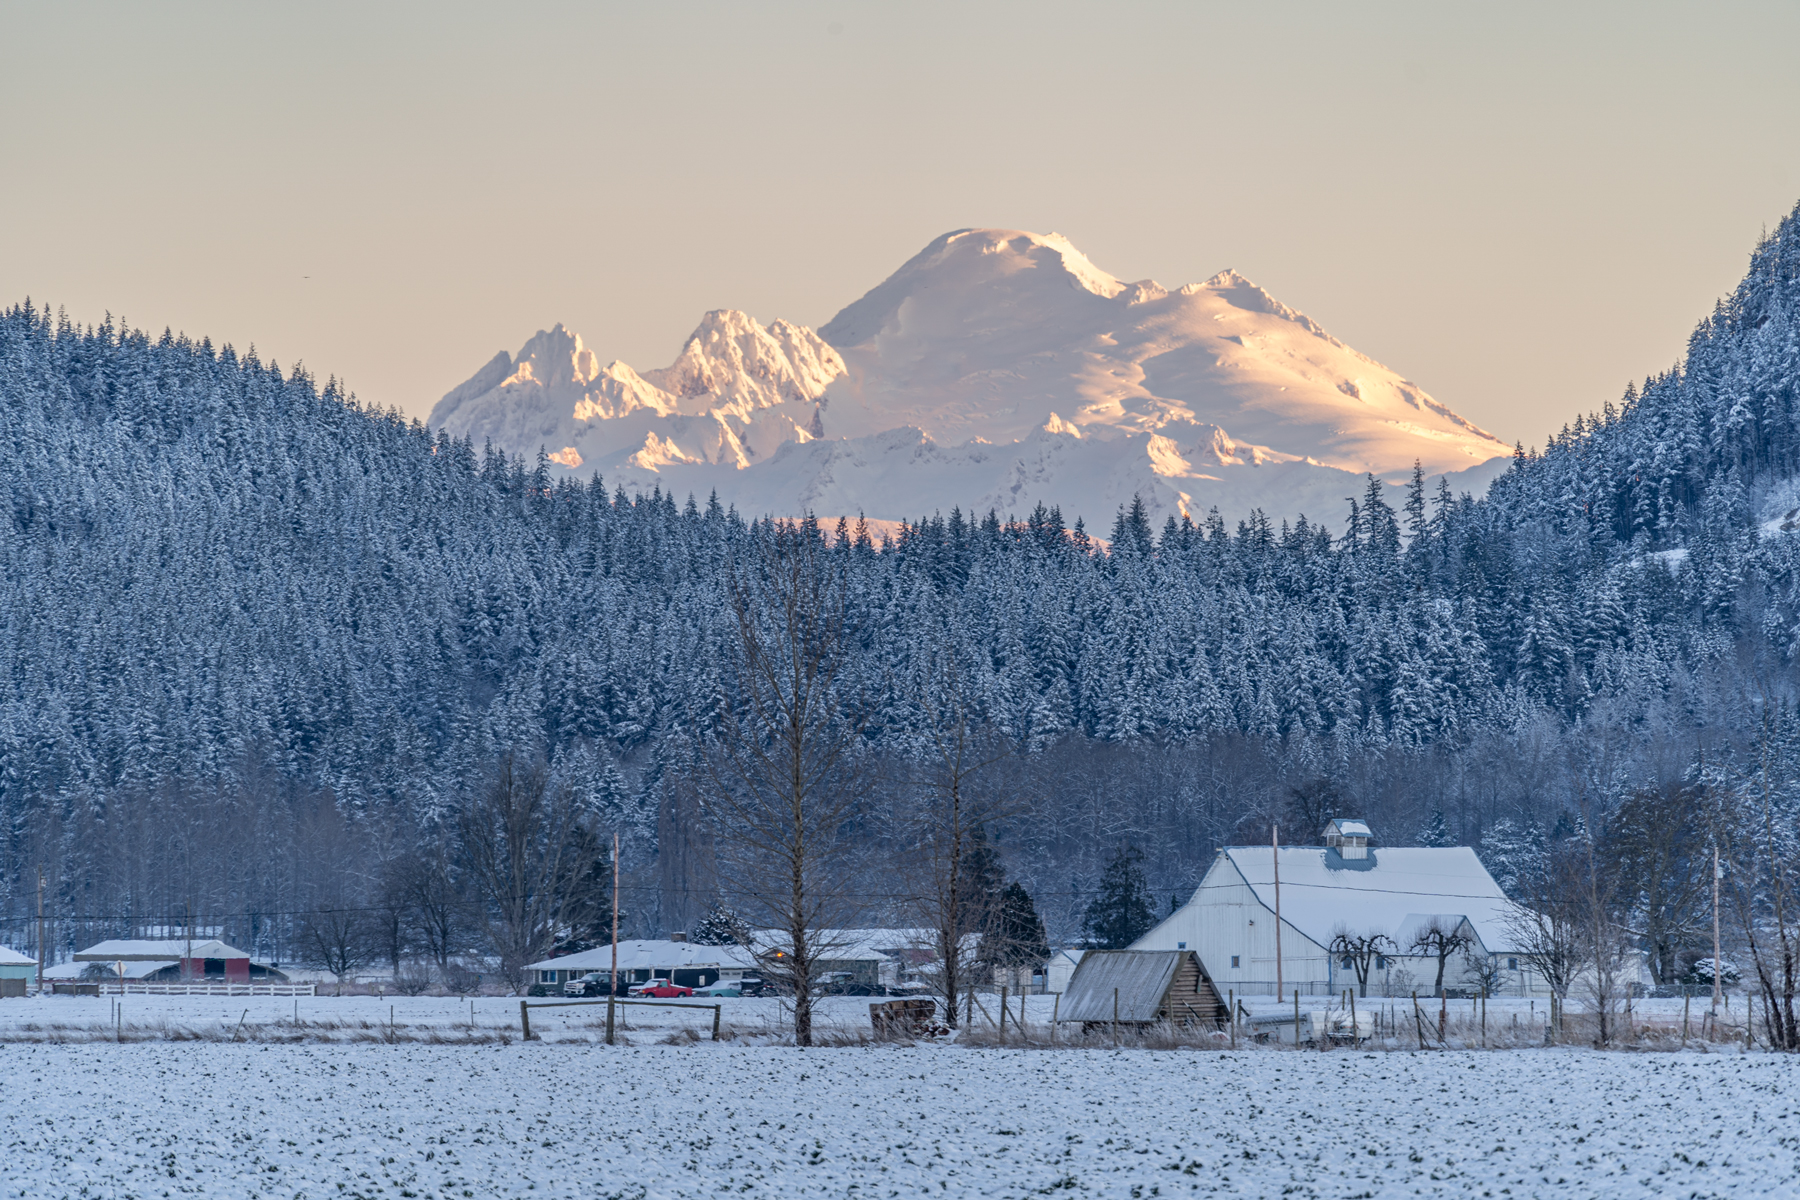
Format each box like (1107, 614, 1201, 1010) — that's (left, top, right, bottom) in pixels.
(1056, 951, 1189, 1022)
(1220, 846, 1525, 954)
(749, 928, 959, 963)
(0, 945, 36, 967)
(523, 940, 758, 973)
(75, 939, 248, 962)
(1326, 819, 1372, 838)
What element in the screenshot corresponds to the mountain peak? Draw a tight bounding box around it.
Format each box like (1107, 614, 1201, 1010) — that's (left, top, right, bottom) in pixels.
(433, 225, 1508, 528)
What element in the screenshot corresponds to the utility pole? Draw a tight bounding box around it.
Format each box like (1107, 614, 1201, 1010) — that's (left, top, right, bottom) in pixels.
(1273, 824, 1283, 1002)
(1712, 845, 1722, 1013)
(36, 867, 45, 994)
(606, 831, 619, 1045)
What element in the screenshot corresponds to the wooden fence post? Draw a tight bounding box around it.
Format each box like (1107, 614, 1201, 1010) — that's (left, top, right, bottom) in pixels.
(1228, 989, 1236, 1050)
(1113, 987, 1120, 1048)
(1000, 985, 1009, 1042)
(712, 1004, 721, 1042)
(519, 1000, 531, 1042)
(1293, 990, 1300, 1048)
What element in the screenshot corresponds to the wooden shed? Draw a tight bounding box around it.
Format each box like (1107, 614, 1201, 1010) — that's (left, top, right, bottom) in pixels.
(1054, 949, 1226, 1028)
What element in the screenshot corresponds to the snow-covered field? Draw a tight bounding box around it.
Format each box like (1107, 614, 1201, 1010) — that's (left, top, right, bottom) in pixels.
(4, 1039, 1799, 1199)
(0, 992, 1753, 1047)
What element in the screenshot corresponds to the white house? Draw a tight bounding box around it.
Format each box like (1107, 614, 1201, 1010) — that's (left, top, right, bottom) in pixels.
(1130, 819, 1551, 998)
(524, 939, 758, 990)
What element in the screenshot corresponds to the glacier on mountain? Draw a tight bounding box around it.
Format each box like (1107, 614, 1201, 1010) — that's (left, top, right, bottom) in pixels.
(431, 229, 1511, 527)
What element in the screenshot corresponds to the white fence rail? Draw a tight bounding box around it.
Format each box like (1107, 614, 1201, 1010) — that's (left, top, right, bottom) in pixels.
(98, 982, 317, 997)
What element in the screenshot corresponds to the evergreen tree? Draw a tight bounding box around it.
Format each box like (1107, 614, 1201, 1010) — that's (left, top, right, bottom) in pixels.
(986, 881, 1051, 968)
(690, 902, 744, 946)
(1417, 808, 1456, 847)
(1082, 845, 1157, 949)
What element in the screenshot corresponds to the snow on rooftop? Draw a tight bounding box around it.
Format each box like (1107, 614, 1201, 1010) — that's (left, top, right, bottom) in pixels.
(75, 939, 247, 961)
(44, 959, 178, 980)
(0, 945, 36, 966)
(524, 939, 757, 973)
(1223, 845, 1525, 953)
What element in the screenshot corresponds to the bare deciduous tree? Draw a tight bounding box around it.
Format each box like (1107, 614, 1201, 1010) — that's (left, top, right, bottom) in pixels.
(1715, 717, 1800, 1051)
(298, 903, 377, 989)
(898, 656, 1020, 1030)
(698, 524, 875, 1047)
(1329, 927, 1393, 998)
(456, 754, 606, 988)
(1408, 917, 1474, 998)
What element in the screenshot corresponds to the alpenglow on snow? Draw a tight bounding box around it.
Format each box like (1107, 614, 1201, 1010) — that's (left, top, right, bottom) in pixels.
(430, 229, 1512, 529)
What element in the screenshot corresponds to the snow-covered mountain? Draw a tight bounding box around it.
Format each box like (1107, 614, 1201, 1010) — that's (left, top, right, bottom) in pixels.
(431, 229, 1511, 527)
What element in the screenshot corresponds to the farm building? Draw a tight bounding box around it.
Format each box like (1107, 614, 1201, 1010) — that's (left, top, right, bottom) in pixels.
(42, 938, 287, 985)
(1053, 950, 1225, 1028)
(1045, 948, 1085, 994)
(0, 945, 36, 997)
(1130, 819, 1552, 997)
(525, 939, 758, 990)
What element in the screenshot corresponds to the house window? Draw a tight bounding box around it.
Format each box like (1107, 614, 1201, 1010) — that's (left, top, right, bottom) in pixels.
(1508, 957, 1518, 971)
(1230, 955, 1240, 968)
(543, 971, 557, 983)
(1376, 956, 1387, 970)
(1178, 942, 1187, 950)
(1341, 956, 1353, 969)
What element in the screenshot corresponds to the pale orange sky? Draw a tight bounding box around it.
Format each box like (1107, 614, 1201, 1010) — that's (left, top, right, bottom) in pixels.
(4, 1, 1798, 449)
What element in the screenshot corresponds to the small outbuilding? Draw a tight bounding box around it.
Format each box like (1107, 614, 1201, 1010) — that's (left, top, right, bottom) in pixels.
(1054, 950, 1226, 1029)
(0, 946, 37, 997)
(1045, 948, 1086, 994)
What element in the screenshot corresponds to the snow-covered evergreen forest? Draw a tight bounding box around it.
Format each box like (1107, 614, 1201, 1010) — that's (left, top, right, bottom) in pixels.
(5, 205, 1800, 977)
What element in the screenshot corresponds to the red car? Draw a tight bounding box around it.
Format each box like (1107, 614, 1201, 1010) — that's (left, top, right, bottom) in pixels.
(631, 982, 693, 998)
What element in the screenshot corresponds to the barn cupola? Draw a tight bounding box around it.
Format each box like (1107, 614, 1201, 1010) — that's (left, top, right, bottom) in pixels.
(1324, 818, 1372, 860)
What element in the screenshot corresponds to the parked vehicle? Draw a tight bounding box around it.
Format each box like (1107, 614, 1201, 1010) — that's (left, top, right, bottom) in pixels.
(564, 972, 623, 998)
(691, 980, 741, 997)
(630, 981, 694, 998)
(735, 975, 766, 997)
(819, 972, 881, 997)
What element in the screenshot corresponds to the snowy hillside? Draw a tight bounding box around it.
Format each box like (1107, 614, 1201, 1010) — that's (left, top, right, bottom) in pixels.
(437, 228, 1510, 525)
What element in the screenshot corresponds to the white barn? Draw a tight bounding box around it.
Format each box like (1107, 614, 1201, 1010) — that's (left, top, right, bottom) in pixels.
(1131, 819, 1552, 998)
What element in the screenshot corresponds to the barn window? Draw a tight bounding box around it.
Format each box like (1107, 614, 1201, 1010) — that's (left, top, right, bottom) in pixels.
(1375, 956, 1387, 969)
(1341, 956, 1353, 969)
(1230, 955, 1240, 968)
(1177, 942, 1187, 949)
(1508, 957, 1518, 971)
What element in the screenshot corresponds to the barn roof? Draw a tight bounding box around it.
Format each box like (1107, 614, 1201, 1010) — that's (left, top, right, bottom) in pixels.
(1220, 846, 1525, 953)
(75, 939, 248, 961)
(1055, 950, 1186, 1023)
(44, 959, 178, 980)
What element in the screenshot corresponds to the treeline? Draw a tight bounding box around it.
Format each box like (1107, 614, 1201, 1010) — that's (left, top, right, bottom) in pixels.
(3, 204, 1800, 988)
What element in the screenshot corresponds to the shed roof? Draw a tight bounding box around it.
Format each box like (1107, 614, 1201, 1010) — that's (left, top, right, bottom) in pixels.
(1055, 950, 1186, 1023)
(1220, 846, 1524, 953)
(0, 945, 36, 967)
(1326, 819, 1372, 838)
(75, 939, 248, 962)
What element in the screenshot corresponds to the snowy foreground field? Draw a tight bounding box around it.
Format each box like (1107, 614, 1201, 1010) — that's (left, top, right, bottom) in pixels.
(3, 996, 1800, 1199)
(3, 1041, 1799, 1199)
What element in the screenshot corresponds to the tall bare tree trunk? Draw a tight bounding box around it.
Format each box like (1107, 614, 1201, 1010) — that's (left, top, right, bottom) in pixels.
(697, 523, 873, 1047)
